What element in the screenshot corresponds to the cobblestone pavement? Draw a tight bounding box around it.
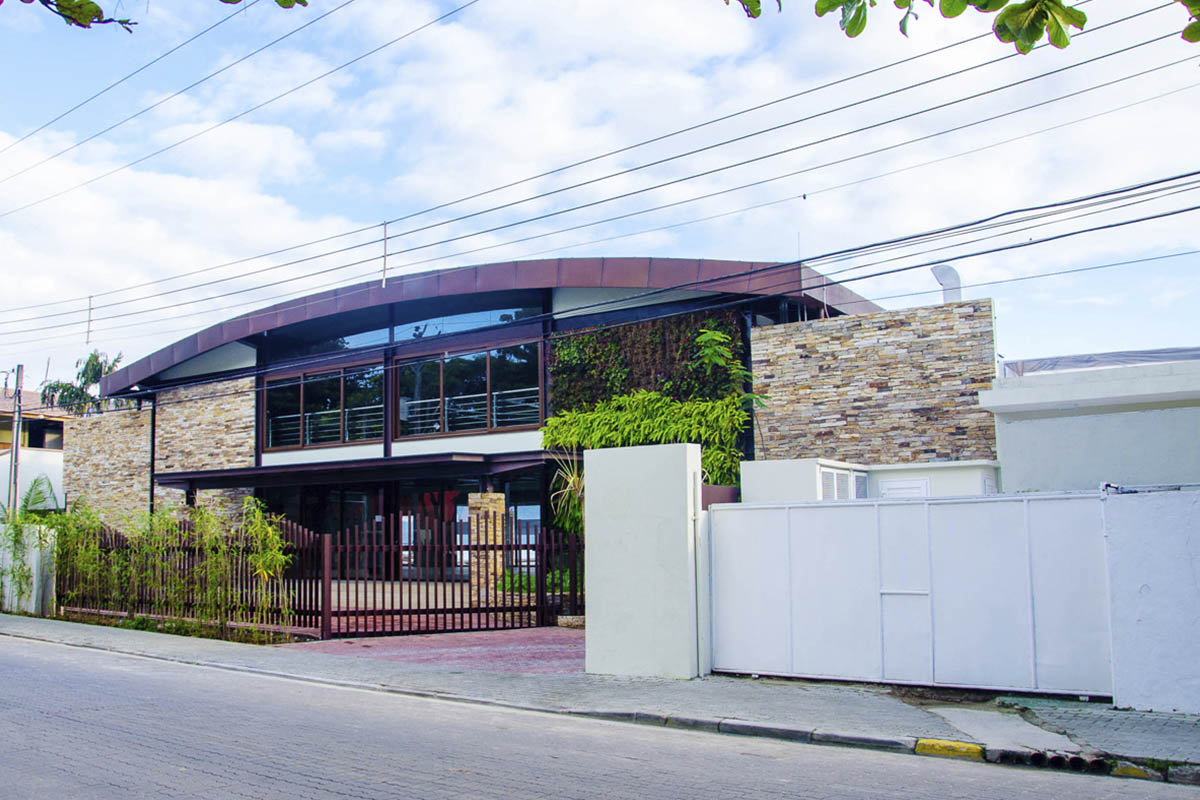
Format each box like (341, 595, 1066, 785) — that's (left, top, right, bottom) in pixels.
(2, 637, 1194, 800)
(1026, 706, 1200, 764)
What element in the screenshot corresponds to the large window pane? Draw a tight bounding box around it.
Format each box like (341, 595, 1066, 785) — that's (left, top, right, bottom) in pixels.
(490, 343, 540, 428)
(265, 380, 301, 448)
(303, 372, 341, 445)
(393, 306, 539, 342)
(343, 366, 384, 441)
(443, 351, 488, 432)
(395, 360, 442, 436)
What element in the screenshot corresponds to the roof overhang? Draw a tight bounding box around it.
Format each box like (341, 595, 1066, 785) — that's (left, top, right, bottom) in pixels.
(155, 450, 555, 491)
(103, 257, 880, 396)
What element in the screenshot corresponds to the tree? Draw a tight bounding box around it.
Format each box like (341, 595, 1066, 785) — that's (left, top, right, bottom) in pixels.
(1, 0, 305, 33)
(40, 350, 123, 415)
(729, 0, 1200, 54)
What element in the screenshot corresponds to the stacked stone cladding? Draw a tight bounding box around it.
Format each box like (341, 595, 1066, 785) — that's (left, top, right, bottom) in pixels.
(64, 408, 151, 528)
(751, 300, 997, 464)
(154, 377, 257, 519)
(63, 377, 257, 528)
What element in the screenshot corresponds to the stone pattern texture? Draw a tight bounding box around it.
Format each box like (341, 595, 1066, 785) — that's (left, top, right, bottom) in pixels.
(153, 378, 257, 520)
(63, 377, 257, 528)
(64, 407, 152, 528)
(751, 300, 997, 463)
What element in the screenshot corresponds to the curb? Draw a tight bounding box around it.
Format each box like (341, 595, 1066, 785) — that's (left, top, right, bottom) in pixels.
(0, 627, 1191, 783)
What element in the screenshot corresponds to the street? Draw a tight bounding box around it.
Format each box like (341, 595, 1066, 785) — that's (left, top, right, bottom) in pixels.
(0, 637, 1190, 800)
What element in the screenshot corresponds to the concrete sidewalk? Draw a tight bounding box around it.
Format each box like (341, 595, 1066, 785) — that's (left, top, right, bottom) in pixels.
(2, 614, 1197, 784)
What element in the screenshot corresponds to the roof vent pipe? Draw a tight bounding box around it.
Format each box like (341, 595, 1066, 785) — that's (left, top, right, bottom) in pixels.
(931, 264, 962, 303)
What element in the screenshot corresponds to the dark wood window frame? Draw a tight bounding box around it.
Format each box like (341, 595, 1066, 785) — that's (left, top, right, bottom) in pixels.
(262, 359, 385, 452)
(393, 341, 544, 442)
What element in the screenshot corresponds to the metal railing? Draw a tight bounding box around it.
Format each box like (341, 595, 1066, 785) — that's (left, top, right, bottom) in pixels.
(492, 386, 540, 427)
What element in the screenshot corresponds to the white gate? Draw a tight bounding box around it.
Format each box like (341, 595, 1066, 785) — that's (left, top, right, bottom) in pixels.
(710, 494, 1113, 695)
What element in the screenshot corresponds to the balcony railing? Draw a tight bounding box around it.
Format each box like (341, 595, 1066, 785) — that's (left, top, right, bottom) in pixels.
(492, 386, 540, 427)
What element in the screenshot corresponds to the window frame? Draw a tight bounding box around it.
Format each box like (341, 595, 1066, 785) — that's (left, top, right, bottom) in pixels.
(262, 358, 385, 452)
(393, 341, 544, 442)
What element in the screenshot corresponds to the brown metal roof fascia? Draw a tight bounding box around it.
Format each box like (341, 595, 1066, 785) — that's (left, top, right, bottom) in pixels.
(102, 257, 878, 396)
(154, 450, 553, 490)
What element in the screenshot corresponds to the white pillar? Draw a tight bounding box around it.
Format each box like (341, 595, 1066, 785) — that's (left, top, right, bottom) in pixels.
(584, 443, 707, 679)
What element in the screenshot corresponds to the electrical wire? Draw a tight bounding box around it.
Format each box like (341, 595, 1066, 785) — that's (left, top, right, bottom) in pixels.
(0, 0, 359, 186)
(0, 0, 1154, 315)
(17, 177, 1200, 412)
(1, 34, 1186, 332)
(0, 0, 265, 159)
(0, 0, 485, 221)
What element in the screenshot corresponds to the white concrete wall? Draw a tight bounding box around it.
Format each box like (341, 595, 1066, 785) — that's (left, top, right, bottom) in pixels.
(1, 447, 64, 510)
(0, 524, 55, 616)
(710, 494, 1113, 694)
(584, 443, 704, 679)
(991, 407, 1200, 492)
(740, 457, 997, 501)
(980, 360, 1200, 492)
(868, 462, 998, 498)
(390, 429, 542, 457)
(1104, 489, 1200, 713)
(740, 458, 841, 503)
(261, 443, 382, 466)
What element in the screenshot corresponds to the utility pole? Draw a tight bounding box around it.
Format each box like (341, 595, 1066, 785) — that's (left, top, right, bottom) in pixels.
(6, 364, 23, 521)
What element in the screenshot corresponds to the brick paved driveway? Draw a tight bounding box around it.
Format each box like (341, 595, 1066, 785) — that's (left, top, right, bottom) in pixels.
(282, 626, 585, 674)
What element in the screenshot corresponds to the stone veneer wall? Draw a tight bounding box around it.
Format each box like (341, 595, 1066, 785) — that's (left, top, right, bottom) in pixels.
(751, 300, 997, 463)
(64, 408, 151, 527)
(63, 376, 257, 528)
(153, 377, 257, 517)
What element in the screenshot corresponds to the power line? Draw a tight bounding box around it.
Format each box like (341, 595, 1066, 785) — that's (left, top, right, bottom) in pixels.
(18, 176, 1200, 410)
(0, 0, 358, 186)
(1, 32, 1184, 332)
(0, 0, 1149, 315)
(0, 0, 265, 160)
(0, 0, 485, 221)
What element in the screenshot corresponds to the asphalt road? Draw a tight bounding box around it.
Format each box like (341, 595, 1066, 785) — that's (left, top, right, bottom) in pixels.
(0, 637, 1192, 800)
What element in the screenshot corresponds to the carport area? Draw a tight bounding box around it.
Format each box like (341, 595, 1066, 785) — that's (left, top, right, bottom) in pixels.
(282, 626, 585, 675)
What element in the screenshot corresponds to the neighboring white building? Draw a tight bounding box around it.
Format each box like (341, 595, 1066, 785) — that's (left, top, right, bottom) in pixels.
(740, 457, 998, 503)
(978, 348, 1200, 493)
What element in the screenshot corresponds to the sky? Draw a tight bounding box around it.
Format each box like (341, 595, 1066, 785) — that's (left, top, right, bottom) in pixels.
(0, 0, 1197, 390)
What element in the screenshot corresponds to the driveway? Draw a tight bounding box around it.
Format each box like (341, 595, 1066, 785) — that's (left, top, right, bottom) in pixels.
(282, 626, 585, 674)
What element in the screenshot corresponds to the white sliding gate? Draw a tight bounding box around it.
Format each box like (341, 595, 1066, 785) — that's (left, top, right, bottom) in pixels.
(710, 494, 1113, 695)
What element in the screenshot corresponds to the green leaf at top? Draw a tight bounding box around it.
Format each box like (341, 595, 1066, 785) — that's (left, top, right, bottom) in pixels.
(940, 0, 969, 18)
(1184, 19, 1200, 42)
(842, 0, 869, 35)
(1045, 12, 1070, 48)
(815, 0, 845, 17)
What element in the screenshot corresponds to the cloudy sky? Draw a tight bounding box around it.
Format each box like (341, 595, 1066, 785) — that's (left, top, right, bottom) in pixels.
(0, 0, 1197, 387)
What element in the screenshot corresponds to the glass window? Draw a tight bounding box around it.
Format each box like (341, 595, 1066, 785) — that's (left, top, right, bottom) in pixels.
(265, 380, 302, 448)
(490, 343, 540, 428)
(343, 366, 384, 442)
(443, 351, 488, 432)
(393, 306, 539, 343)
(303, 372, 341, 445)
(395, 360, 442, 436)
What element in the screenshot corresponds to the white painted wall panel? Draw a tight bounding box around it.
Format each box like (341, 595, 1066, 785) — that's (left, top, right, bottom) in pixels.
(790, 505, 879, 680)
(585, 443, 703, 679)
(881, 594, 932, 683)
(710, 507, 790, 674)
(1105, 490, 1200, 713)
(929, 502, 1033, 689)
(1027, 499, 1112, 694)
(710, 494, 1112, 694)
(877, 504, 928, 592)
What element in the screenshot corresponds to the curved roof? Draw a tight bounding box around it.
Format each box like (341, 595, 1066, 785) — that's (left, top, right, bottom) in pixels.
(102, 256, 877, 396)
